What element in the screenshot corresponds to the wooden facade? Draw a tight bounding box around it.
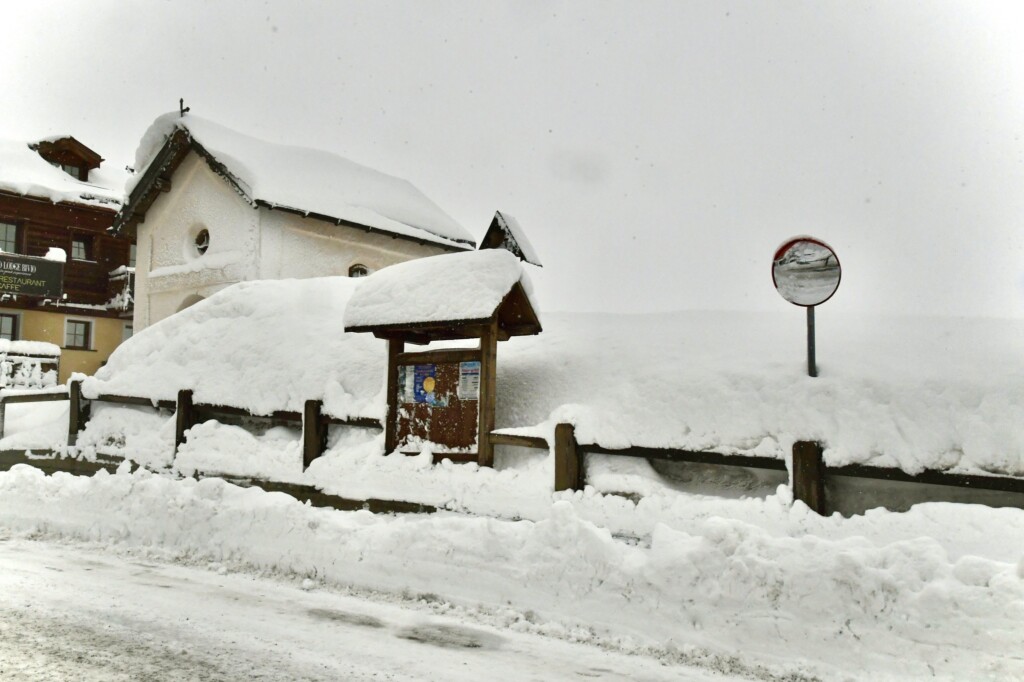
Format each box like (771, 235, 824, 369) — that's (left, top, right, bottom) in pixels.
(0, 191, 130, 311)
(0, 137, 133, 383)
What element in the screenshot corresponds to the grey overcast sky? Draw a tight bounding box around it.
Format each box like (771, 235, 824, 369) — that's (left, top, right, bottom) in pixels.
(3, 1, 1024, 318)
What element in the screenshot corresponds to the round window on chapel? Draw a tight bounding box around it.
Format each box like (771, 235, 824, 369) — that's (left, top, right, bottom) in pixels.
(349, 264, 369, 278)
(195, 229, 210, 255)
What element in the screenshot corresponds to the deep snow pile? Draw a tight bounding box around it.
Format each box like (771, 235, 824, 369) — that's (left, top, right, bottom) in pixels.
(128, 113, 474, 249)
(80, 277, 384, 420)
(80, 275, 1024, 477)
(0, 465, 1021, 681)
(0, 138, 123, 207)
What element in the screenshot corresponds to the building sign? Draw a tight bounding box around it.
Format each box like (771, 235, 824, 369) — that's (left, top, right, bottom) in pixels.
(0, 253, 63, 298)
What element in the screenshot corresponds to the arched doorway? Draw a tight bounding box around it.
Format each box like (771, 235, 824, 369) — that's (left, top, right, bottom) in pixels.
(177, 293, 205, 313)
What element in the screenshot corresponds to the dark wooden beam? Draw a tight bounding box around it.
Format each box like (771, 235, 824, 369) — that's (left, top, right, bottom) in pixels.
(554, 423, 582, 492)
(792, 441, 826, 514)
(302, 400, 328, 470)
(67, 380, 88, 446)
(174, 389, 194, 451)
(323, 415, 383, 429)
(384, 339, 404, 454)
(581, 444, 788, 471)
(830, 463, 1024, 494)
(396, 348, 481, 365)
(476, 320, 498, 467)
(489, 432, 548, 449)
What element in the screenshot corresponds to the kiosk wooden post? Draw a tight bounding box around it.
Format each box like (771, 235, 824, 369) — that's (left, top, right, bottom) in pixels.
(477, 320, 499, 467)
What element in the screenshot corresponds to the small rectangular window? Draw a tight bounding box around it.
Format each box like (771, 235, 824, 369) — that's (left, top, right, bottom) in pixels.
(0, 221, 18, 253)
(122, 323, 133, 343)
(0, 314, 18, 341)
(71, 236, 93, 261)
(65, 319, 91, 350)
(128, 243, 137, 268)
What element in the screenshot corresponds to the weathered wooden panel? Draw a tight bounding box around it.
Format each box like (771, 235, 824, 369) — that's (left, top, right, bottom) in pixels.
(396, 361, 479, 454)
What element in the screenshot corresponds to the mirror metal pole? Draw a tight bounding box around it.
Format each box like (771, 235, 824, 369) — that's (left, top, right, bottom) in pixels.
(807, 305, 817, 377)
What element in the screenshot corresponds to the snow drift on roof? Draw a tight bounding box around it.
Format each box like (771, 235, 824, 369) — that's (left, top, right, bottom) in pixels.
(129, 113, 474, 249)
(344, 249, 535, 329)
(82, 274, 1024, 477)
(0, 138, 123, 208)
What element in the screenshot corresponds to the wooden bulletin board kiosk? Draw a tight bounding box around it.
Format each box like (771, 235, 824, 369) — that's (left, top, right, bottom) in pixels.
(344, 249, 542, 466)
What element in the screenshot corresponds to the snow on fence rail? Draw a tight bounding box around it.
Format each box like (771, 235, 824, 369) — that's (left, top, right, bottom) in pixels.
(46, 380, 1024, 516)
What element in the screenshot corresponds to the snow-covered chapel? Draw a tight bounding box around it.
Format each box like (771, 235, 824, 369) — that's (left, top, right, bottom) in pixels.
(113, 113, 477, 330)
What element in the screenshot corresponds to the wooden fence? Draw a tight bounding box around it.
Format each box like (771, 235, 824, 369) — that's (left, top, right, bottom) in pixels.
(2, 381, 1019, 516)
(67, 381, 382, 470)
(514, 425, 1024, 515)
(0, 389, 69, 439)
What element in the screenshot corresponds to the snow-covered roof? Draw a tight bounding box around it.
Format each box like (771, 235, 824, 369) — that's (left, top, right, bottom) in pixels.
(127, 113, 475, 250)
(480, 210, 542, 266)
(0, 138, 123, 208)
(344, 249, 539, 333)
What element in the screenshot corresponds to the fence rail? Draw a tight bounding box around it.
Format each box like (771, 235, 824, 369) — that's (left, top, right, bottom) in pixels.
(0, 389, 70, 439)
(10, 381, 1022, 517)
(68, 382, 383, 470)
(489, 425, 1024, 515)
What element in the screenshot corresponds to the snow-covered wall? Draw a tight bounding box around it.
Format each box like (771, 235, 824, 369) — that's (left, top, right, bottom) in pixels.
(134, 151, 453, 330)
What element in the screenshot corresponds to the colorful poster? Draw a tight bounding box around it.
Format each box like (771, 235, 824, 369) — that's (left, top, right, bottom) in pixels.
(413, 364, 437, 404)
(458, 361, 481, 400)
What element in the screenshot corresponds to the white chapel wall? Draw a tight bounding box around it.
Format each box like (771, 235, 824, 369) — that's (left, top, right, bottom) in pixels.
(258, 209, 454, 281)
(134, 153, 259, 329)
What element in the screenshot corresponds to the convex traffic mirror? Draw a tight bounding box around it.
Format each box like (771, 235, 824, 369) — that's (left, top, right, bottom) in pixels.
(772, 236, 841, 378)
(772, 237, 841, 306)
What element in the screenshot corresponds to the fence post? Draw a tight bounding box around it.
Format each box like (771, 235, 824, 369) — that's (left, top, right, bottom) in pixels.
(67, 380, 89, 446)
(174, 389, 194, 451)
(302, 399, 328, 470)
(792, 440, 826, 514)
(0, 396, 6, 441)
(554, 423, 582, 492)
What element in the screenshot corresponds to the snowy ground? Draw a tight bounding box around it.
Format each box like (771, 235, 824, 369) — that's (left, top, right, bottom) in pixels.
(1, 464, 1021, 681)
(0, 538, 737, 682)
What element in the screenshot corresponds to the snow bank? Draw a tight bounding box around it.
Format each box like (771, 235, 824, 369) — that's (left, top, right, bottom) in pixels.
(128, 113, 474, 250)
(0, 138, 122, 207)
(81, 277, 384, 419)
(83, 275, 1024, 476)
(0, 465, 1021, 681)
(345, 249, 536, 328)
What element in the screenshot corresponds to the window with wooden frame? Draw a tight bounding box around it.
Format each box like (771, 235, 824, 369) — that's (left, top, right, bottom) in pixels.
(349, 263, 369, 278)
(0, 221, 18, 254)
(71, 235, 94, 261)
(0, 313, 18, 341)
(64, 319, 92, 350)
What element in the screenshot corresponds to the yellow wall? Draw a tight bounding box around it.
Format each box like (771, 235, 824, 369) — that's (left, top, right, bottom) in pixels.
(4, 307, 130, 384)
